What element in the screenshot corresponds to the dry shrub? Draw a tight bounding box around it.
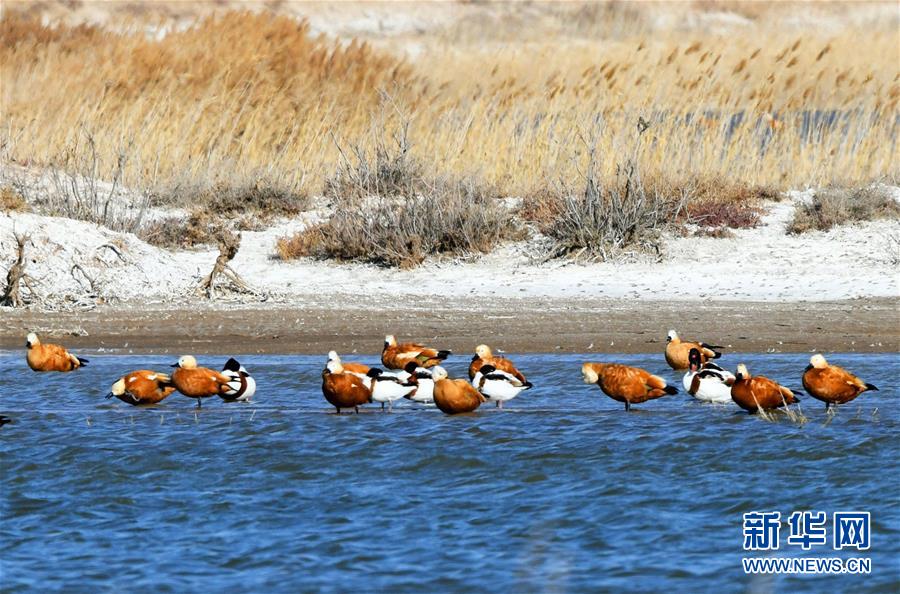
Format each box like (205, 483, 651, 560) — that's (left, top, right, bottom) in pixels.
(0, 186, 29, 212)
(788, 186, 900, 234)
(279, 188, 517, 268)
(535, 160, 688, 261)
(139, 209, 222, 249)
(276, 223, 326, 260)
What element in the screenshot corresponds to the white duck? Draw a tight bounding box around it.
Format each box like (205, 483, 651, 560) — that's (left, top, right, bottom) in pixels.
(682, 348, 734, 404)
(362, 367, 417, 411)
(400, 362, 435, 404)
(472, 364, 533, 409)
(221, 358, 256, 402)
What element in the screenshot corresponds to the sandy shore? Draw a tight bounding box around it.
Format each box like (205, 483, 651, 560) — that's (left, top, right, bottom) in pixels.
(1, 297, 896, 355)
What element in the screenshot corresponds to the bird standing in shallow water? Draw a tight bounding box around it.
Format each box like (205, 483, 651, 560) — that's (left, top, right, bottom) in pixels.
(582, 362, 678, 411)
(665, 330, 722, 370)
(25, 333, 88, 372)
(468, 344, 527, 384)
(472, 364, 532, 409)
(682, 348, 735, 404)
(321, 357, 372, 414)
(170, 355, 232, 408)
(107, 370, 176, 406)
(220, 358, 256, 402)
(802, 354, 878, 411)
(432, 366, 485, 415)
(730, 363, 801, 413)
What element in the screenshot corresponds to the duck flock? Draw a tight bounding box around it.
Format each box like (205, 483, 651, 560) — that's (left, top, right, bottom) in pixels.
(17, 330, 880, 416)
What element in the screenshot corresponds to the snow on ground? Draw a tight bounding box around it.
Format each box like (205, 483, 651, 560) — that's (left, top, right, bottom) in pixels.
(1, 191, 897, 309)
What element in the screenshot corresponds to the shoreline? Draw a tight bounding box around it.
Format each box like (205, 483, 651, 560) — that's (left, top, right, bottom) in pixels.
(1, 297, 897, 355)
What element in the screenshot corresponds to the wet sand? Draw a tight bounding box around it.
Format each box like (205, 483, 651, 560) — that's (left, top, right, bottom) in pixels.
(1, 297, 897, 355)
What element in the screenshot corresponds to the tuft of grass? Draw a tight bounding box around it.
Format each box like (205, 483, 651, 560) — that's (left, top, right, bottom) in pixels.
(526, 157, 687, 261)
(0, 186, 29, 212)
(140, 209, 223, 250)
(150, 172, 310, 230)
(787, 186, 900, 233)
(687, 201, 762, 229)
(276, 123, 520, 268)
(279, 187, 517, 268)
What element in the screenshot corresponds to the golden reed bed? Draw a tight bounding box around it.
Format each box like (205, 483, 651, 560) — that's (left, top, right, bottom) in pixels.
(1, 2, 898, 200)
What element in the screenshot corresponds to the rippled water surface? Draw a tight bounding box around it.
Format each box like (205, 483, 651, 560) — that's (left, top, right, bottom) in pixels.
(1, 351, 898, 592)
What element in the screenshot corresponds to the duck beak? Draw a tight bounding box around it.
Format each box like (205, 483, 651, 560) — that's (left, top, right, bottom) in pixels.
(170, 363, 179, 368)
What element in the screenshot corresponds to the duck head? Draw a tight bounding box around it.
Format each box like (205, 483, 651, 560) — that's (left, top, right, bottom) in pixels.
(172, 355, 197, 369)
(479, 364, 497, 375)
(474, 344, 492, 360)
(666, 329, 678, 343)
(384, 335, 397, 348)
(809, 354, 828, 369)
(581, 362, 600, 384)
(688, 348, 702, 372)
(107, 378, 126, 399)
(25, 332, 39, 349)
(735, 363, 750, 381)
(431, 366, 449, 381)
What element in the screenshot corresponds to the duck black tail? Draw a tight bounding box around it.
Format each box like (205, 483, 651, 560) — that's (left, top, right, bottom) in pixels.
(523, 381, 534, 389)
(77, 357, 89, 366)
(664, 385, 679, 395)
(865, 383, 879, 392)
(436, 350, 451, 360)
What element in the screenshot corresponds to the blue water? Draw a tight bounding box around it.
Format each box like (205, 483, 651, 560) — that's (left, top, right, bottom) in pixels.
(1, 351, 898, 592)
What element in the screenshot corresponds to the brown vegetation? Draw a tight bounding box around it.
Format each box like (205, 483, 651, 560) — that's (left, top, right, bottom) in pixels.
(788, 187, 900, 234)
(0, 186, 29, 212)
(1, 7, 897, 200)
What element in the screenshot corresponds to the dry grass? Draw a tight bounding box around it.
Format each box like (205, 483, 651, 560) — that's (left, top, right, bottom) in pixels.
(687, 201, 762, 229)
(528, 154, 688, 260)
(0, 186, 29, 212)
(279, 131, 518, 267)
(787, 186, 900, 234)
(278, 185, 518, 268)
(1, 6, 897, 202)
(139, 208, 234, 250)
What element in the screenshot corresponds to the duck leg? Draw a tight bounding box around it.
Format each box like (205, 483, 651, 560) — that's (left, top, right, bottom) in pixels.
(498, 401, 503, 410)
(624, 400, 631, 412)
(336, 407, 341, 415)
(825, 402, 832, 412)
(196, 398, 202, 409)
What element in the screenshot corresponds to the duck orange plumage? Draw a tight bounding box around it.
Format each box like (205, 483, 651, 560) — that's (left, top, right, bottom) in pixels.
(664, 329, 722, 370)
(107, 370, 176, 406)
(802, 354, 878, 411)
(432, 366, 484, 415)
(170, 355, 232, 407)
(25, 332, 88, 372)
(321, 358, 372, 414)
(582, 362, 678, 411)
(730, 363, 801, 413)
(468, 344, 526, 383)
(326, 350, 369, 375)
(381, 335, 450, 370)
